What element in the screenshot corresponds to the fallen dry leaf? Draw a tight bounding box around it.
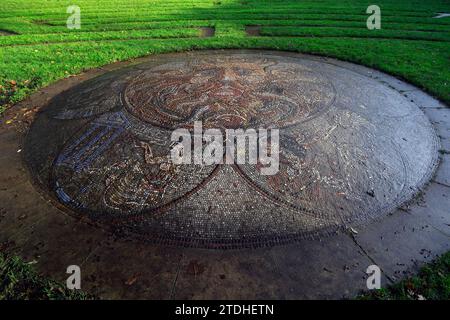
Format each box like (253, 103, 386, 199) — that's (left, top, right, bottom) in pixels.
(125, 275, 138, 286)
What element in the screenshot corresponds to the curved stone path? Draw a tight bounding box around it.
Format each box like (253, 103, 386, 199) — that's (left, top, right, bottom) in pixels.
(0, 50, 449, 299)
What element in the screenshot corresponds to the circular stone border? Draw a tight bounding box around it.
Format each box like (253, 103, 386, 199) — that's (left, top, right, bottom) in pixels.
(7, 50, 444, 249)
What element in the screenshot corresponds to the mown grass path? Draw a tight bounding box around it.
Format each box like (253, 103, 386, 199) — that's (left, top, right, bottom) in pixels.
(0, 0, 449, 113)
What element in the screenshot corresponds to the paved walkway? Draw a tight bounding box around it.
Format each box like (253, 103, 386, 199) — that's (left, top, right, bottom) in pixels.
(0, 51, 449, 299)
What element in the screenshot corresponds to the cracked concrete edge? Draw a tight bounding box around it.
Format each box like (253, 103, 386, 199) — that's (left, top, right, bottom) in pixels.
(348, 233, 395, 285)
(169, 252, 185, 300)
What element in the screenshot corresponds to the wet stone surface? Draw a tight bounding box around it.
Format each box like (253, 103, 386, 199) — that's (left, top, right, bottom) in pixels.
(24, 52, 439, 248)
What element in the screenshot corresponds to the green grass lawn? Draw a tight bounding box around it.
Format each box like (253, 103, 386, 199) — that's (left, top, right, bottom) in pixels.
(0, 0, 449, 115)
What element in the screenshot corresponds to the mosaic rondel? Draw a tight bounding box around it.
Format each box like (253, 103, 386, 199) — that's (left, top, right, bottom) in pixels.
(24, 52, 439, 248)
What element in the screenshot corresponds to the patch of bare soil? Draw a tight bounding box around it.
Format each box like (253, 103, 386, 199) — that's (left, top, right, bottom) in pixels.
(245, 25, 261, 36)
(199, 27, 215, 38)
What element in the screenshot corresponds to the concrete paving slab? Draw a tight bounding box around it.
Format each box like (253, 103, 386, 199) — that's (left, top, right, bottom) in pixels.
(79, 240, 184, 299)
(434, 154, 450, 187)
(172, 248, 288, 299)
(406, 182, 450, 235)
(422, 107, 450, 151)
(269, 235, 382, 299)
(353, 208, 450, 281)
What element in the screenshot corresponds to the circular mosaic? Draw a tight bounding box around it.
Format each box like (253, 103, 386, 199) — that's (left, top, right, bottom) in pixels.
(24, 52, 439, 248)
